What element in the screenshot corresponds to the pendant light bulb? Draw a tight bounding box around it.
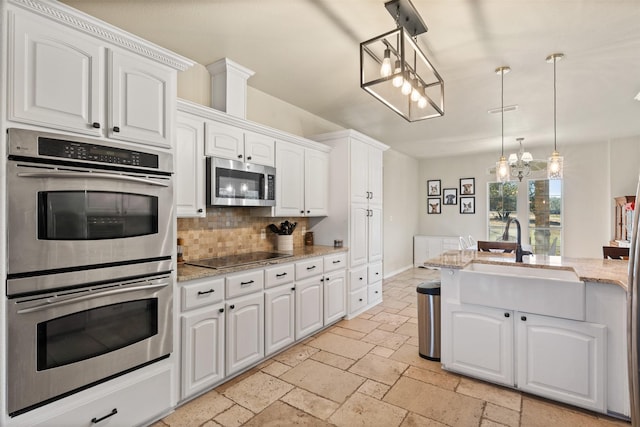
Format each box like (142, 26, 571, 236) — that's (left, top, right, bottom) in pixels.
(418, 96, 427, 109)
(392, 60, 403, 87)
(411, 79, 421, 102)
(401, 74, 412, 95)
(380, 48, 392, 78)
(546, 53, 564, 179)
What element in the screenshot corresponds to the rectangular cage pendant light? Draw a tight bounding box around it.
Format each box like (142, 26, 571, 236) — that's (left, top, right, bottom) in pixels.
(360, 0, 444, 122)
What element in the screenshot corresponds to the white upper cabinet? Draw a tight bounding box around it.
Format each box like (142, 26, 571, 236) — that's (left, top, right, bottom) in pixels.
(9, 11, 103, 136)
(8, 8, 185, 148)
(205, 122, 275, 167)
(275, 141, 328, 217)
(108, 50, 174, 147)
(176, 111, 206, 217)
(350, 138, 383, 206)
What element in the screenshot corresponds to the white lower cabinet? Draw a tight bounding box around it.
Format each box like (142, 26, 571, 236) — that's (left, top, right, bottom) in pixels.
(516, 312, 606, 412)
(265, 285, 295, 356)
(295, 275, 324, 340)
(444, 302, 607, 412)
(226, 293, 264, 376)
(181, 304, 225, 399)
(447, 303, 514, 386)
(324, 270, 346, 324)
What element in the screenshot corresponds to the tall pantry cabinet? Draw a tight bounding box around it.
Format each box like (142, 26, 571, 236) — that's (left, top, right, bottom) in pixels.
(310, 130, 389, 318)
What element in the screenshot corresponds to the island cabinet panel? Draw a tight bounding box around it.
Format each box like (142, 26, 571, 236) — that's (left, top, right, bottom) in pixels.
(446, 303, 514, 386)
(516, 313, 606, 412)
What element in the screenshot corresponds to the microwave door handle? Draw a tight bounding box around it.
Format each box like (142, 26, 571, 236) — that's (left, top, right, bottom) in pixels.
(16, 171, 170, 187)
(16, 282, 170, 315)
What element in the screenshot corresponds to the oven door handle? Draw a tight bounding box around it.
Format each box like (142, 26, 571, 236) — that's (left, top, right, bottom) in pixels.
(17, 171, 170, 187)
(16, 282, 170, 314)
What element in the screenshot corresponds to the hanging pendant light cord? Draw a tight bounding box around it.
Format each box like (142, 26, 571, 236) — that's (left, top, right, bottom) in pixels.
(501, 69, 505, 157)
(553, 57, 557, 152)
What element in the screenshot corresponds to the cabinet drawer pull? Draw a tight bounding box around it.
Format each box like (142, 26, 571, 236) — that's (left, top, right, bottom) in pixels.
(521, 316, 527, 321)
(240, 280, 254, 286)
(197, 289, 215, 295)
(504, 313, 510, 318)
(332, 260, 341, 264)
(92, 122, 101, 129)
(276, 272, 288, 278)
(91, 408, 117, 424)
(113, 126, 120, 133)
(306, 266, 316, 270)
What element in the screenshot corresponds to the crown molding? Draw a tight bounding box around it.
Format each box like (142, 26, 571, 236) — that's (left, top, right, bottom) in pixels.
(8, 0, 195, 71)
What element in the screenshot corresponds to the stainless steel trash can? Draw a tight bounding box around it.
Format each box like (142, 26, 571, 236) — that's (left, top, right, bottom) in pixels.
(417, 281, 441, 361)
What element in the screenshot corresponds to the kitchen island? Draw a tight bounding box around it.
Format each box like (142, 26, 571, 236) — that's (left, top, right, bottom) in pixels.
(425, 250, 630, 419)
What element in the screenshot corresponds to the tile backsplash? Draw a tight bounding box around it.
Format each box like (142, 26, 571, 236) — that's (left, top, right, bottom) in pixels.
(177, 207, 309, 261)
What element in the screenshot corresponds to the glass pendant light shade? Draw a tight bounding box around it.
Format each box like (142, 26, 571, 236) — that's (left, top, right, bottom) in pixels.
(546, 53, 564, 179)
(547, 150, 564, 179)
(496, 156, 510, 182)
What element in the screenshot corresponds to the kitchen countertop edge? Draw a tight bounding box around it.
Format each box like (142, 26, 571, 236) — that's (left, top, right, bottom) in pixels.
(177, 245, 348, 282)
(424, 250, 628, 291)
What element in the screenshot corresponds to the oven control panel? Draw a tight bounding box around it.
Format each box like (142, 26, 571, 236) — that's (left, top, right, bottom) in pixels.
(38, 138, 159, 168)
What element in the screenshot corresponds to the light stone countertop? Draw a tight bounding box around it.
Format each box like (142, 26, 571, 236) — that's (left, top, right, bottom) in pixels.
(424, 249, 629, 291)
(177, 245, 348, 282)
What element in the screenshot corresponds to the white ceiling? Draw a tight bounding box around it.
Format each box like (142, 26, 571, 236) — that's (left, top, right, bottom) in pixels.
(61, 0, 640, 159)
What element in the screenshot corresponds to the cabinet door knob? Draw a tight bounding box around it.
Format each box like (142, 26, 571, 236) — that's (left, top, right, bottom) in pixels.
(113, 126, 120, 133)
(359, 298, 363, 302)
(197, 208, 204, 213)
(306, 210, 310, 214)
(521, 315, 527, 321)
(504, 313, 510, 318)
(219, 308, 224, 313)
(359, 277, 363, 281)
(300, 210, 305, 214)
(230, 304, 235, 309)
(247, 156, 252, 160)
(375, 290, 379, 294)
(238, 154, 243, 159)
(291, 287, 296, 291)
(92, 122, 101, 129)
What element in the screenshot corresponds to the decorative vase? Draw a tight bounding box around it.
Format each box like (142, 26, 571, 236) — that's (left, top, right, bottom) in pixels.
(277, 234, 293, 251)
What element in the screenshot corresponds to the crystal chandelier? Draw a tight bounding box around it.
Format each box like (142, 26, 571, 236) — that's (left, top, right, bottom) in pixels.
(360, 0, 444, 122)
(508, 138, 533, 181)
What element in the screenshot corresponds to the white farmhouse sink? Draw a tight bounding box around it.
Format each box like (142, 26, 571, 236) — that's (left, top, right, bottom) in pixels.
(458, 262, 585, 320)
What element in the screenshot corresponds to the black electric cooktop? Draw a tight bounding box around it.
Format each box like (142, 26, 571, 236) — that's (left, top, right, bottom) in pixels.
(187, 251, 292, 269)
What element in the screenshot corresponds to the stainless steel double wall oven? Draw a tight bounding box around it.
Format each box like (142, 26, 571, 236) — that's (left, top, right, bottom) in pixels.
(6, 128, 174, 416)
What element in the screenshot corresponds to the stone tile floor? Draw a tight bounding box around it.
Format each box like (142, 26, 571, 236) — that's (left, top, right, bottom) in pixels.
(152, 268, 631, 427)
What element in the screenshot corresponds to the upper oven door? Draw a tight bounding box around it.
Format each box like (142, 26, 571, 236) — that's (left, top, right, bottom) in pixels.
(7, 160, 173, 276)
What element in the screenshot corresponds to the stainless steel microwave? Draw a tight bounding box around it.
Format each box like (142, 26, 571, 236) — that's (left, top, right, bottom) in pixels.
(207, 157, 276, 207)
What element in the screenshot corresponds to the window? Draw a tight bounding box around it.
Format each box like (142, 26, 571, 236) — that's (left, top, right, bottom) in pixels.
(528, 179, 562, 255)
(488, 182, 518, 241)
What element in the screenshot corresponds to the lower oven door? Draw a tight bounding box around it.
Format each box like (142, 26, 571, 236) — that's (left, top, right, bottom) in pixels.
(7, 274, 172, 417)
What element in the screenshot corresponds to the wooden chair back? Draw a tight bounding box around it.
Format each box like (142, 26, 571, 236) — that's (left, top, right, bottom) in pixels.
(477, 240, 518, 253)
(602, 246, 629, 260)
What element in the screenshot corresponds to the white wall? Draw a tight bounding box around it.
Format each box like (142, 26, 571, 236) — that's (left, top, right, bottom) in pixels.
(383, 149, 420, 276)
(418, 139, 639, 258)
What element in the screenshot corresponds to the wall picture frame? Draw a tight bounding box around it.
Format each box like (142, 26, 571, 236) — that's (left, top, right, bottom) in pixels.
(459, 178, 475, 195)
(443, 188, 457, 205)
(427, 179, 441, 196)
(427, 197, 441, 214)
(459, 196, 475, 214)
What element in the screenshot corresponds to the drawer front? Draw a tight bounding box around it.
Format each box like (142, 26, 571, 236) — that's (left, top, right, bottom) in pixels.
(265, 263, 295, 288)
(182, 277, 225, 311)
(368, 262, 383, 284)
(295, 257, 324, 280)
(350, 266, 368, 291)
(350, 287, 368, 313)
(324, 252, 347, 273)
(33, 366, 172, 427)
(226, 269, 264, 299)
(368, 281, 383, 304)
